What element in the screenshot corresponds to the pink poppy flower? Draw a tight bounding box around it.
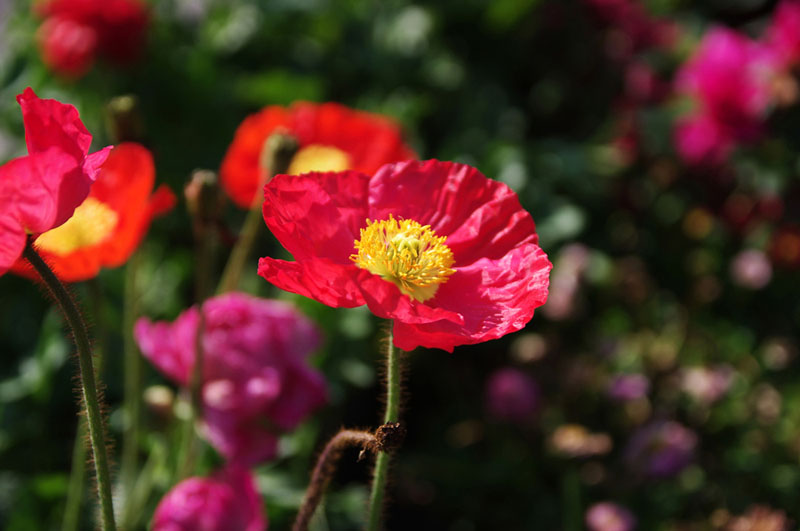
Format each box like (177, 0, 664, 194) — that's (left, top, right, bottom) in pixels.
(674, 27, 778, 164)
(766, 0, 800, 67)
(152, 466, 266, 531)
(134, 293, 327, 465)
(258, 160, 552, 352)
(0, 88, 110, 275)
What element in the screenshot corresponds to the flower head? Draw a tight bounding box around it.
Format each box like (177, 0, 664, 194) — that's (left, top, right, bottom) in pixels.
(624, 420, 697, 478)
(0, 88, 110, 276)
(258, 160, 551, 352)
(674, 27, 778, 165)
(11, 143, 174, 281)
(766, 0, 800, 68)
(135, 293, 327, 465)
(36, 0, 149, 78)
(585, 502, 636, 531)
(152, 466, 266, 531)
(220, 102, 416, 208)
(485, 367, 540, 423)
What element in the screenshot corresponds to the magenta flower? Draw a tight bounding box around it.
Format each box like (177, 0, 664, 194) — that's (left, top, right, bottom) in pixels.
(624, 420, 697, 478)
(135, 292, 327, 465)
(485, 367, 540, 423)
(766, 0, 800, 67)
(152, 466, 266, 531)
(674, 27, 778, 165)
(585, 502, 636, 531)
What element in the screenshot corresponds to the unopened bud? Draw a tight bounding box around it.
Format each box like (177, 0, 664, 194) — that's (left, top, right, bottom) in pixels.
(184, 169, 222, 223)
(105, 95, 144, 143)
(258, 131, 300, 184)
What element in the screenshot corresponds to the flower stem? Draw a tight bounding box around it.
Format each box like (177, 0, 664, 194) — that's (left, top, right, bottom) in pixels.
(366, 326, 403, 530)
(293, 429, 377, 531)
(216, 132, 298, 295)
(23, 239, 116, 531)
(120, 252, 143, 527)
(61, 419, 87, 531)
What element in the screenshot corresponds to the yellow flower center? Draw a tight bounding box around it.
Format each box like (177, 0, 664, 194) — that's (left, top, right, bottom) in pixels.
(351, 215, 455, 302)
(287, 144, 351, 175)
(36, 198, 119, 256)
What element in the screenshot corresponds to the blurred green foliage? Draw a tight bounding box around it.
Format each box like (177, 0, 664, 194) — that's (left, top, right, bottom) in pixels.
(1, 0, 800, 529)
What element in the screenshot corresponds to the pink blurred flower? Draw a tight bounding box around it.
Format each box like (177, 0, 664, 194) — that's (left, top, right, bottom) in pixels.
(585, 502, 636, 531)
(583, 0, 676, 59)
(485, 367, 540, 423)
(730, 249, 772, 289)
(152, 466, 266, 531)
(624, 420, 697, 478)
(607, 374, 649, 402)
(680, 365, 734, 404)
(674, 27, 778, 165)
(766, 0, 800, 68)
(543, 243, 590, 321)
(135, 293, 327, 465)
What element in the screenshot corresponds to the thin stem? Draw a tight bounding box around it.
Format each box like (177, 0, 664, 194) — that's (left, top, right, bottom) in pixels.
(562, 464, 581, 531)
(366, 326, 403, 531)
(61, 419, 87, 531)
(216, 199, 263, 294)
(23, 239, 116, 531)
(120, 252, 143, 527)
(216, 132, 298, 295)
(293, 429, 377, 531)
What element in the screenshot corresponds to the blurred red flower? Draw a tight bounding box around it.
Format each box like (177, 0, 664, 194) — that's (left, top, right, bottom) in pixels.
(12, 143, 174, 281)
(258, 160, 552, 352)
(220, 102, 416, 208)
(0, 88, 110, 276)
(36, 0, 149, 78)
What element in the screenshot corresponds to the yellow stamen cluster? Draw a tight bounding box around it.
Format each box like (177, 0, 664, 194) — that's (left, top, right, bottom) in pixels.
(287, 144, 352, 175)
(36, 198, 119, 256)
(351, 215, 456, 302)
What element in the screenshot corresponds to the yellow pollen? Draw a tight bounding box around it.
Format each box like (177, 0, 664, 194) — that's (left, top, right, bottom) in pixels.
(287, 144, 351, 175)
(351, 215, 455, 302)
(35, 198, 119, 256)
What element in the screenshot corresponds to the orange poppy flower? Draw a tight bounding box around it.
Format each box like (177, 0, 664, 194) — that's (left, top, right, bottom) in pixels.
(220, 102, 416, 209)
(13, 142, 175, 281)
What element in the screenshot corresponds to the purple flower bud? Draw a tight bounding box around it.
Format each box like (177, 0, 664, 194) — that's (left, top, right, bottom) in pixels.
(607, 374, 650, 402)
(624, 420, 697, 478)
(485, 368, 540, 423)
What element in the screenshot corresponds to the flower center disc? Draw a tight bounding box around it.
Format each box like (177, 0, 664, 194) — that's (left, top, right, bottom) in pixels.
(36, 198, 119, 255)
(351, 215, 455, 302)
(287, 144, 351, 175)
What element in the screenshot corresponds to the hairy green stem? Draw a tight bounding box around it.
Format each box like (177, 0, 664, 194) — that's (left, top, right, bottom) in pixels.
(366, 327, 402, 530)
(120, 252, 143, 527)
(24, 239, 116, 531)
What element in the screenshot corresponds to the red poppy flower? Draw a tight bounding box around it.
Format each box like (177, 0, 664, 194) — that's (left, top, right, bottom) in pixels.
(0, 88, 110, 276)
(220, 102, 416, 208)
(36, 0, 149, 78)
(258, 160, 552, 352)
(11, 143, 175, 281)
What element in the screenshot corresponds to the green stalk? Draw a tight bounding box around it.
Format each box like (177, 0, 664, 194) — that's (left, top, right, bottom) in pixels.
(62, 279, 107, 531)
(366, 326, 402, 531)
(61, 419, 87, 531)
(216, 132, 298, 295)
(23, 239, 116, 531)
(120, 252, 143, 527)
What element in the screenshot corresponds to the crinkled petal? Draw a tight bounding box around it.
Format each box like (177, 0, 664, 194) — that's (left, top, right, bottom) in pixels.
(368, 160, 538, 264)
(257, 257, 366, 308)
(357, 274, 465, 325)
(263, 170, 370, 262)
(392, 243, 551, 352)
(17, 87, 92, 159)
